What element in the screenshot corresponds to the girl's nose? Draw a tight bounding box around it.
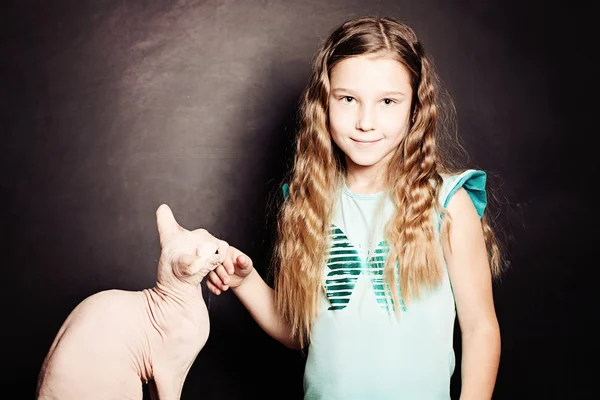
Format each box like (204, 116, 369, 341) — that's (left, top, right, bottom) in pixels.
(356, 107, 375, 131)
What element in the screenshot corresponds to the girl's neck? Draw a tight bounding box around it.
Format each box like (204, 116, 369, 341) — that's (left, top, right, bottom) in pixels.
(344, 165, 387, 194)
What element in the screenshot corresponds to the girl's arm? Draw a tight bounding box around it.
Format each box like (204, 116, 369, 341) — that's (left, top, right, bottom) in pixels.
(442, 188, 501, 400)
(207, 250, 302, 350)
(232, 267, 302, 350)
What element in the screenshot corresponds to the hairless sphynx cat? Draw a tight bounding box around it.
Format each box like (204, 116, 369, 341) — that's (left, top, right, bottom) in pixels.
(36, 204, 229, 399)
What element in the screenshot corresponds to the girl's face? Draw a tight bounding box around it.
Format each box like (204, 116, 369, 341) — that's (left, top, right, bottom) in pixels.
(328, 54, 413, 178)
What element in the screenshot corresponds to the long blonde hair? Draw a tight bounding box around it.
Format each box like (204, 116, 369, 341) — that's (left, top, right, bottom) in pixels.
(272, 16, 503, 348)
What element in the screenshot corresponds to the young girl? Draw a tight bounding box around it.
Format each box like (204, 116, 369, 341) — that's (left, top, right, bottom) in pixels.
(207, 16, 503, 400)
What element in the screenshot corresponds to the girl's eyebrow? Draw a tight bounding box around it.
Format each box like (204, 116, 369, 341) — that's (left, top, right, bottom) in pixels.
(380, 90, 407, 97)
(331, 88, 407, 97)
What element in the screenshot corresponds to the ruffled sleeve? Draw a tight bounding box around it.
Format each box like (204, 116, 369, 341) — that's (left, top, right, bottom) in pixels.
(440, 169, 487, 219)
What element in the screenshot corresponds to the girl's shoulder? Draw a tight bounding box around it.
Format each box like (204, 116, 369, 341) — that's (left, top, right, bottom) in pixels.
(438, 169, 487, 218)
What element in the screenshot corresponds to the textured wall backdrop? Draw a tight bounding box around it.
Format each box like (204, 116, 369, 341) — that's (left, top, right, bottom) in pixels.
(1, 0, 592, 398)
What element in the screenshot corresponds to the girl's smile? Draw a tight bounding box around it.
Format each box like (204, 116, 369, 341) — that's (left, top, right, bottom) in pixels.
(351, 138, 383, 145)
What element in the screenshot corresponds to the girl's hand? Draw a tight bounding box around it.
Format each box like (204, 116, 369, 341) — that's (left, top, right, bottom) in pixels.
(206, 246, 254, 295)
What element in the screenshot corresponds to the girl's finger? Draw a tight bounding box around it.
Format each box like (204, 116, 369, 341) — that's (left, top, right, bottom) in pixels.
(208, 270, 225, 291)
(215, 265, 230, 290)
(206, 280, 221, 295)
(215, 264, 230, 287)
(217, 240, 229, 259)
(222, 252, 235, 275)
(236, 254, 253, 276)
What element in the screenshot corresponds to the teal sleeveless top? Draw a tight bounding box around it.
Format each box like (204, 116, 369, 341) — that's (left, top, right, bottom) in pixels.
(294, 170, 487, 400)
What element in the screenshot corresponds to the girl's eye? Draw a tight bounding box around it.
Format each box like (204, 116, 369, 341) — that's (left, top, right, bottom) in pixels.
(383, 98, 395, 105)
(341, 96, 354, 103)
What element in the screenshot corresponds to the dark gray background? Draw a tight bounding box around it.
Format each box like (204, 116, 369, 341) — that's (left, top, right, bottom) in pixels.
(1, 0, 593, 398)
